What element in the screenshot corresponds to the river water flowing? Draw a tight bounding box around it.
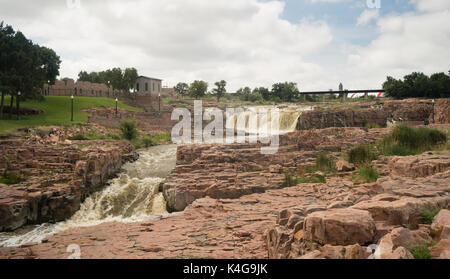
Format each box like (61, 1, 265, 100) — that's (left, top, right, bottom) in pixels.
(0, 144, 177, 247)
(0, 105, 313, 248)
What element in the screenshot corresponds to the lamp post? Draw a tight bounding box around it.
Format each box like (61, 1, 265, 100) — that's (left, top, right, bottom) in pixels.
(71, 95, 74, 122)
(48, 80, 51, 96)
(16, 92, 21, 120)
(115, 98, 118, 117)
(158, 93, 161, 114)
(432, 99, 435, 124)
(108, 81, 111, 97)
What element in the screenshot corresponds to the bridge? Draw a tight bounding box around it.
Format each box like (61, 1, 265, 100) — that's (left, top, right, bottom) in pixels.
(299, 89, 385, 101)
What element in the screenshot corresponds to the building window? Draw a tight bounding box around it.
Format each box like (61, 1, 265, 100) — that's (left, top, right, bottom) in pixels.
(153, 83, 155, 91)
(145, 82, 148, 92)
(136, 83, 140, 91)
(158, 83, 160, 92)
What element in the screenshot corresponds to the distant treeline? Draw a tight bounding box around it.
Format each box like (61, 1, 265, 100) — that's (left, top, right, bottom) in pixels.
(175, 81, 328, 103)
(383, 72, 450, 99)
(76, 68, 138, 92)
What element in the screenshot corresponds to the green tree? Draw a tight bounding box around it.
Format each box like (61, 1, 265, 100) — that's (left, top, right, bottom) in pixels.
(123, 68, 138, 92)
(174, 82, 189, 96)
(212, 80, 227, 101)
(271, 82, 300, 102)
(78, 71, 90, 82)
(0, 21, 60, 118)
(383, 72, 450, 99)
(253, 87, 271, 100)
(236, 87, 252, 101)
(189, 80, 208, 98)
(429, 72, 450, 98)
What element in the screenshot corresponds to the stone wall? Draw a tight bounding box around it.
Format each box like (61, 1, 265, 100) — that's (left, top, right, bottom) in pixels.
(0, 139, 137, 231)
(44, 79, 121, 97)
(297, 109, 388, 130)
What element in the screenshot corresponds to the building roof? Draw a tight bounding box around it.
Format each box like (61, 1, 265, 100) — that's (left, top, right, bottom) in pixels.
(137, 75, 163, 81)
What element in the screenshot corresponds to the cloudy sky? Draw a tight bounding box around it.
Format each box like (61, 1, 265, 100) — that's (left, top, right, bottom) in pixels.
(1, 0, 449, 91)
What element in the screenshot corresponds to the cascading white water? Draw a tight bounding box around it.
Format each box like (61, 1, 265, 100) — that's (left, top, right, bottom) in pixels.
(225, 105, 313, 135)
(0, 144, 177, 247)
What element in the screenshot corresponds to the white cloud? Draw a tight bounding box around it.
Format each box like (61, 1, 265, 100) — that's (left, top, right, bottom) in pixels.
(357, 9, 379, 25)
(0, 0, 449, 92)
(411, 0, 450, 12)
(0, 0, 333, 91)
(343, 7, 450, 89)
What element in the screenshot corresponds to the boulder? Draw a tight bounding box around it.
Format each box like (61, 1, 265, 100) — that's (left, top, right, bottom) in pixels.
(391, 247, 414, 259)
(335, 160, 355, 172)
(352, 197, 450, 227)
(374, 228, 431, 259)
(320, 244, 369, 259)
(264, 226, 293, 259)
(303, 208, 376, 246)
(431, 209, 450, 240)
(430, 239, 450, 259)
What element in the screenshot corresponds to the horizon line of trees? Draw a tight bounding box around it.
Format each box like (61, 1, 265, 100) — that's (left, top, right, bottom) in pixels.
(383, 71, 450, 99)
(77, 67, 138, 93)
(0, 21, 61, 119)
(174, 81, 304, 102)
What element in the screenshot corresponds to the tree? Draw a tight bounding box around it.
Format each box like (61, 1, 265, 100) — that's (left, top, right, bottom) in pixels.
(236, 87, 252, 101)
(383, 72, 450, 99)
(429, 72, 450, 98)
(189, 80, 208, 98)
(77, 67, 139, 93)
(253, 87, 271, 100)
(78, 71, 90, 82)
(174, 82, 189, 96)
(212, 80, 227, 101)
(271, 82, 300, 102)
(0, 21, 61, 118)
(123, 68, 138, 92)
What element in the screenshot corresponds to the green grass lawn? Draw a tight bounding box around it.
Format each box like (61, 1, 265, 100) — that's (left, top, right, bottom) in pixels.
(0, 96, 143, 135)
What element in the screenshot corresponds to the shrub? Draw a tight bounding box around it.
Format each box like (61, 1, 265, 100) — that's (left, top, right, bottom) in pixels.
(142, 133, 171, 148)
(0, 174, 24, 185)
(352, 166, 379, 184)
(281, 172, 299, 188)
(366, 123, 383, 129)
(297, 174, 326, 184)
(130, 138, 142, 149)
(69, 133, 88, 140)
(119, 120, 138, 141)
(348, 145, 378, 166)
(409, 244, 432, 259)
(315, 153, 336, 172)
(378, 125, 447, 156)
(421, 208, 443, 225)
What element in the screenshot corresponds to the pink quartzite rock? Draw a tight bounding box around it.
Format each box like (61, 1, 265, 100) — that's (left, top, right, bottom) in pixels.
(303, 208, 376, 246)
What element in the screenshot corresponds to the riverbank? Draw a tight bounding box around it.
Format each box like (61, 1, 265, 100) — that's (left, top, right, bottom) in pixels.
(0, 129, 138, 231)
(1, 124, 448, 259)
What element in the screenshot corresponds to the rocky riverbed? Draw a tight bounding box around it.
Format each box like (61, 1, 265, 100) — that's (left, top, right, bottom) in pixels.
(1, 123, 449, 259)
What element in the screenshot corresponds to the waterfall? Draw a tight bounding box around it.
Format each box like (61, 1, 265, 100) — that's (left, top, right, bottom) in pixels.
(0, 145, 178, 247)
(226, 105, 313, 135)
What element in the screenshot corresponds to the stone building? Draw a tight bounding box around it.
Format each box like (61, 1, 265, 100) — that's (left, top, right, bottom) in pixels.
(135, 76, 162, 95)
(43, 79, 120, 97)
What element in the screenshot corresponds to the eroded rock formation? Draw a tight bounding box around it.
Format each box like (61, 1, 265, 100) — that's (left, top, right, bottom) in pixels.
(0, 137, 137, 231)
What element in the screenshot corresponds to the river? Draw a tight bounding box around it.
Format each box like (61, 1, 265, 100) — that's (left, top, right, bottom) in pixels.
(0, 104, 312, 247)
